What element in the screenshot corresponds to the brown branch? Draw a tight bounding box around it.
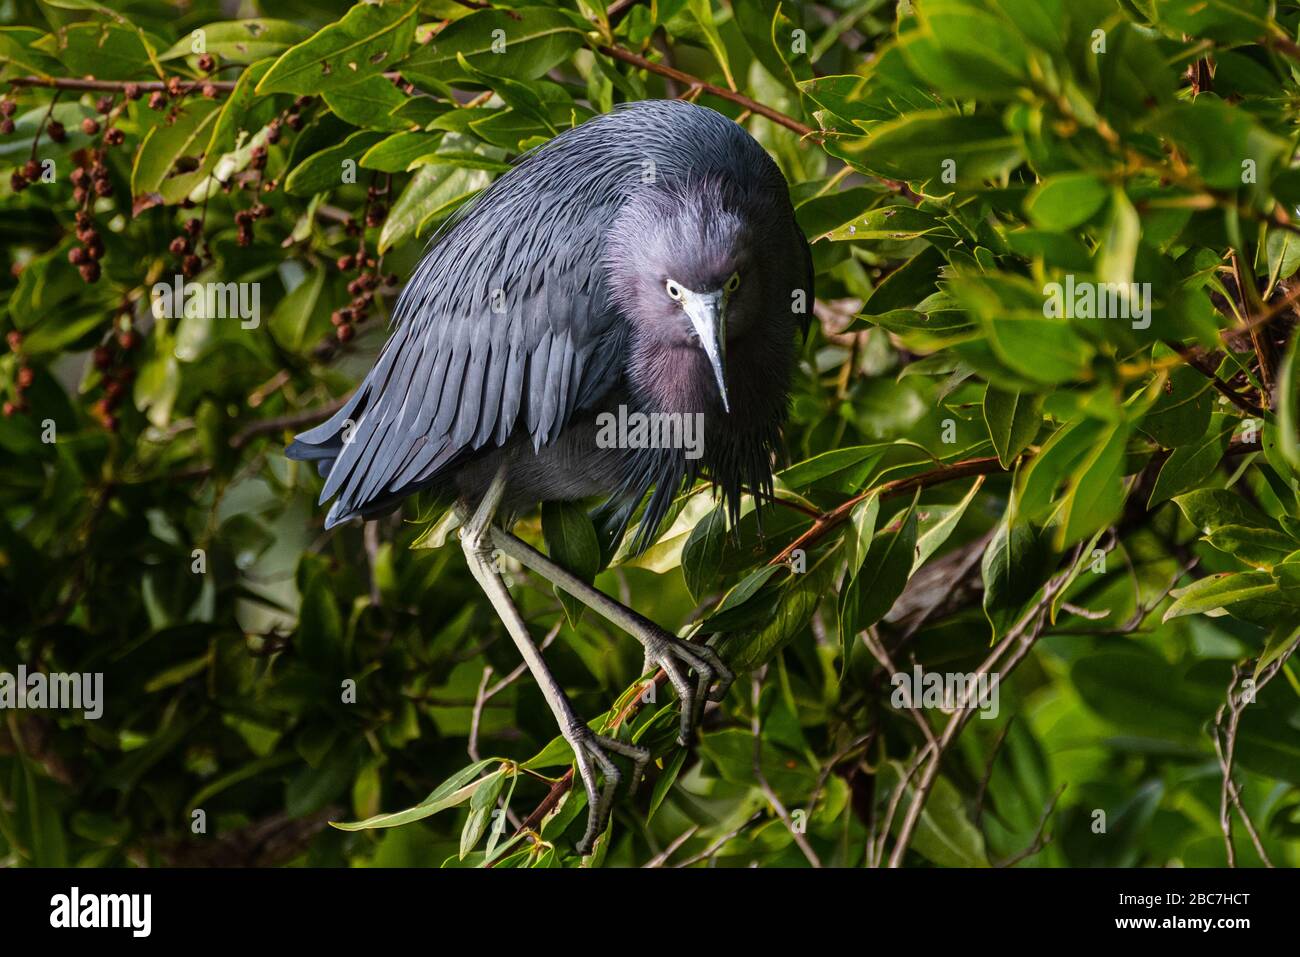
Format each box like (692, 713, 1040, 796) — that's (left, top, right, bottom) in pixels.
(887, 576, 1063, 867)
(1230, 249, 1275, 404)
(770, 456, 1005, 567)
(597, 44, 815, 139)
(8, 75, 238, 93)
(1211, 632, 1299, 867)
(1164, 340, 1267, 417)
(229, 394, 350, 449)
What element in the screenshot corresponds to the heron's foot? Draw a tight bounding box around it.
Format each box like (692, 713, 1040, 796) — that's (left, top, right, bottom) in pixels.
(567, 725, 650, 856)
(642, 632, 734, 746)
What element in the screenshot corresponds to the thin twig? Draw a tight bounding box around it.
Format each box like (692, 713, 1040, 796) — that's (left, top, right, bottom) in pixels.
(642, 825, 699, 867)
(673, 811, 764, 867)
(751, 674, 821, 866)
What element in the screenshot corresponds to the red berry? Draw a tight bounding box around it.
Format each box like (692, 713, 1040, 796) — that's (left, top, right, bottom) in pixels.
(78, 262, 100, 283)
(0, 119, 14, 135)
(124, 83, 141, 101)
(81, 118, 99, 135)
(16, 366, 34, 389)
(184, 217, 201, 235)
(148, 91, 166, 110)
(169, 236, 189, 255)
(336, 254, 355, 271)
(7, 331, 23, 352)
(47, 121, 66, 142)
(197, 53, 215, 73)
(0, 100, 15, 117)
(95, 96, 114, 115)
(104, 127, 125, 146)
(10, 171, 27, 192)
(93, 346, 112, 369)
(68, 246, 87, 265)
(117, 329, 138, 350)
(336, 323, 354, 343)
(2, 401, 14, 417)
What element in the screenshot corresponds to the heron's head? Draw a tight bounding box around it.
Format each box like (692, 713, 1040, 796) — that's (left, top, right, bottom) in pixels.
(606, 178, 762, 413)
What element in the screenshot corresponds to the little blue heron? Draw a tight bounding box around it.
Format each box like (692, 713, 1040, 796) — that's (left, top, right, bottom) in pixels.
(288, 99, 812, 853)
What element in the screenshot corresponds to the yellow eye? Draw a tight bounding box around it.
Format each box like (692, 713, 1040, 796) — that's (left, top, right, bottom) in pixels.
(725, 272, 740, 293)
(666, 280, 684, 301)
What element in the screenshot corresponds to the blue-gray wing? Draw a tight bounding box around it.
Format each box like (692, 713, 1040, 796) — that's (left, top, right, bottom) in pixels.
(287, 148, 627, 528)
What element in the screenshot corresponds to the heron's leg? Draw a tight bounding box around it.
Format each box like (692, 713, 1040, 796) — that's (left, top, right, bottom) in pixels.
(459, 469, 649, 855)
(487, 526, 733, 746)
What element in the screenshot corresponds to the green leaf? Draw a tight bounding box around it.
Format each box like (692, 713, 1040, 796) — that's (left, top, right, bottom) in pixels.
(542, 500, 601, 626)
(983, 387, 1043, 468)
(1098, 188, 1140, 288)
(283, 130, 386, 196)
(361, 131, 445, 173)
(1162, 571, 1279, 621)
(1202, 525, 1298, 569)
(1054, 421, 1129, 548)
(1173, 489, 1280, 535)
(880, 761, 986, 867)
(1255, 624, 1300, 680)
(460, 767, 506, 859)
(160, 19, 309, 63)
(129, 100, 221, 210)
(34, 22, 161, 79)
(913, 477, 982, 572)
(840, 502, 919, 642)
(322, 75, 410, 131)
(647, 749, 687, 822)
(379, 163, 490, 253)
(844, 111, 1022, 186)
(332, 759, 501, 832)
(268, 269, 330, 352)
(820, 205, 943, 243)
(682, 506, 727, 602)
(1024, 173, 1108, 229)
(982, 503, 1050, 638)
(1158, 0, 1273, 44)
(256, 3, 418, 95)
(1277, 331, 1300, 477)
(685, 0, 738, 89)
(402, 8, 584, 84)
(717, 544, 841, 671)
(1148, 421, 1232, 507)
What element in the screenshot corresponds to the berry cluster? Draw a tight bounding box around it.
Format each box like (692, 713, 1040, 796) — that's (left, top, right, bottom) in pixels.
(89, 315, 138, 432)
(3, 331, 31, 418)
(332, 183, 396, 344)
(68, 209, 103, 283)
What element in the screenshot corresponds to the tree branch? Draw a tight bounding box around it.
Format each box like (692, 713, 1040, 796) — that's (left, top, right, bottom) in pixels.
(1163, 340, 1267, 417)
(597, 44, 815, 139)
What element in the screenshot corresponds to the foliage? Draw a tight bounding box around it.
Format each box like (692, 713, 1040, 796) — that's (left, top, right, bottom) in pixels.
(2, 0, 1300, 869)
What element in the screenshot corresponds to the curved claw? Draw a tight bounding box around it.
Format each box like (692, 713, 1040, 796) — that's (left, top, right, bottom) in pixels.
(643, 634, 734, 745)
(568, 726, 651, 856)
